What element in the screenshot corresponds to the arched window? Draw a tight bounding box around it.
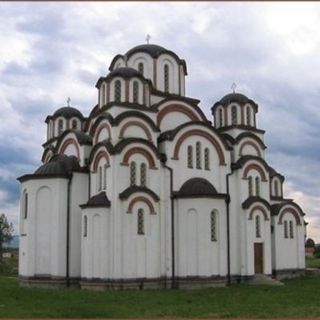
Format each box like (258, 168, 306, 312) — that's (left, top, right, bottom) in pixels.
(196, 141, 201, 169)
(231, 106, 237, 125)
(246, 106, 251, 126)
(187, 146, 193, 168)
(98, 166, 102, 191)
(83, 215, 88, 237)
(204, 148, 210, 170)
(274, 180, 279, 197)
(284, 220, 288, 239)
(256, 215, 261, 238)
(24, 192, 28, 219)
(248, 176, 253, 196)
(164, 64, 169, 93)
(255, 176, 260, 196)
(58, 119, 64, 135)
(130, 162, 136, 186)
(133, 81, 139, 103)
(103, 165, 107, 190)
(137, 209, 144, 235)
(140, 163, 147, 186)
(219, 109, 223, 127)
(211, 211, 217, 241)
(72, 119, 77, 130)
(289, 220, 294, 239)
(138, 62, 144, 75)
(114, 80, 121, 102)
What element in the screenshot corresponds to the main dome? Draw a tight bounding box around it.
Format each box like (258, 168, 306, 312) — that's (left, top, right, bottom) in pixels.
(125, 44, 170, 59)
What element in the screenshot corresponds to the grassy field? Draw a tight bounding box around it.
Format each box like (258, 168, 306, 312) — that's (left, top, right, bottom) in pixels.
(1, 275, 320, 318)
(306, 256, 320, 268)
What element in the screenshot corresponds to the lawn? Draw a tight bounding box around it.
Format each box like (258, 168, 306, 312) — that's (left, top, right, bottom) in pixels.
(306, 256, 320, 268)
(1, 275, 320, 318)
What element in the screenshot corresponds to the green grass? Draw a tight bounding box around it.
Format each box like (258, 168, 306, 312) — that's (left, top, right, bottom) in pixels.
(306, 256, 320, 268)
(1, 276, 320, 318)
(0, 256, 18, 276)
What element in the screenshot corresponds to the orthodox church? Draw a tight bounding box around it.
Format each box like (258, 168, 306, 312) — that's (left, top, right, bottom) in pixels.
(18, 43, 306, 289)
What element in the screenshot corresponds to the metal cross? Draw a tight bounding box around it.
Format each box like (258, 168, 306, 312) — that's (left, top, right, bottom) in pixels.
(231, 82, 237, 93)
(146, 34, 151, 44)
(67, 97, 71, 107)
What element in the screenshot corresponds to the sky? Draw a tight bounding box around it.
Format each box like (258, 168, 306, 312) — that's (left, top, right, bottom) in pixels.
(0, 2, 319, 242)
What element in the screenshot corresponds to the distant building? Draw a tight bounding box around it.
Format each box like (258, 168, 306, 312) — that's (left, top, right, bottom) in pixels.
(18, 43, 306, 289)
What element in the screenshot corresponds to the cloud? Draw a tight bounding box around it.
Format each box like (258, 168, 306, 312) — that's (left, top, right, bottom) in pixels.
(0, 2, 319, 242)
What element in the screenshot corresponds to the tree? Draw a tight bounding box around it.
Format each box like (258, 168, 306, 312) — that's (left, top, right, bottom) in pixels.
(0, 213, 14, 262)
(305, 238, 316, 248)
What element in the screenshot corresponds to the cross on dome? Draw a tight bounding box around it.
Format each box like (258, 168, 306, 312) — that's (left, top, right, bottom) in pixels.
(231, 83, 237, 93)
(146, 34, 151, 44)
(67, 97, 71, 107)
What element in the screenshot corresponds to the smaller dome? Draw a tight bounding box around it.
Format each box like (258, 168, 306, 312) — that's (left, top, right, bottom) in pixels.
(53, 106, 83, 119)
(106, 67, 144, 80)
(219, 93, 251, 105)
(179, 178, 217, 196)
(34, 154, 80, 176)
(211, 92, 258, 112)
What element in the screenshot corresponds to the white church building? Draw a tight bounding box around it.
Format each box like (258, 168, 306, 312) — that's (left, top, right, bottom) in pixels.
(18, 43, 306, 289)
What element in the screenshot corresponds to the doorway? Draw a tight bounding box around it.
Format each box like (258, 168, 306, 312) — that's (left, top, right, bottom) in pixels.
(254, 243, 263, 274)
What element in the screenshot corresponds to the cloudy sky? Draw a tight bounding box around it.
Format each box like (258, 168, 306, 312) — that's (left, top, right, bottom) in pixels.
(0, 2, 319, 242)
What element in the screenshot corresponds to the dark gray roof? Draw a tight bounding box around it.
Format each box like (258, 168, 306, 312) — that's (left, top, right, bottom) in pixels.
(211, 92, 258, 113)
(53, 106, 84, 119)
(178, 178, 217, 195)
(119, 186, 159, 201)
(80, 192, 111, 208)
(242, 196, 270, 210)
(125, 44, 169, 58)
(34, 154, 80, 176)
(220, 93, 251, 105)
(107, 67, 144, 79)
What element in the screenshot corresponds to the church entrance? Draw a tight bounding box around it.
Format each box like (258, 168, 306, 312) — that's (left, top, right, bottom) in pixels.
(254, 243, 263, 274)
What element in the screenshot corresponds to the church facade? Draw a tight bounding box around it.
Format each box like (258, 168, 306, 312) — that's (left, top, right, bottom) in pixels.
(18, 43, 306, 289)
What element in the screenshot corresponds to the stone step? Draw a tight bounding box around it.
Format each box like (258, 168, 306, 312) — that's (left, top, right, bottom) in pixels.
(248, 274, 284, 286)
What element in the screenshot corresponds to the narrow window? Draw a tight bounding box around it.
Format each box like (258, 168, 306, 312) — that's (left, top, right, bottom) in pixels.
(137, 209, 144, 235)
(274, 180, 279, 197)
(72, 119, 77, 130)
(187, 146, 193, 168)
(138, 62, 144, 75)
(58, 119, 63, 135)
(130, 162, 136, 186)
(164, 64, 169, 93)
(114, 80, 121, 102)
(284, 220, 288, 239)
(255, 176, 260, 196)
(102, 83, 106, 105)
(24, 193, 28, 219)
(289, 221, 294, 239)
(246, 106, 251, 126)
(248, 176, 253, 196)
(103, 165, 107, 190)
(133, 81, 139, 103)
(196, 141, 201, 169)
(140, 163, 147, 186)
(204, 148, 210, 170)
(211, 211, 217, 241)
(219, 109, 223, 127)
(83, 215, 87, 237)
(98, 166, 102, 191)
(231, 106, 237, 125)
(256, 215, 261, 238)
